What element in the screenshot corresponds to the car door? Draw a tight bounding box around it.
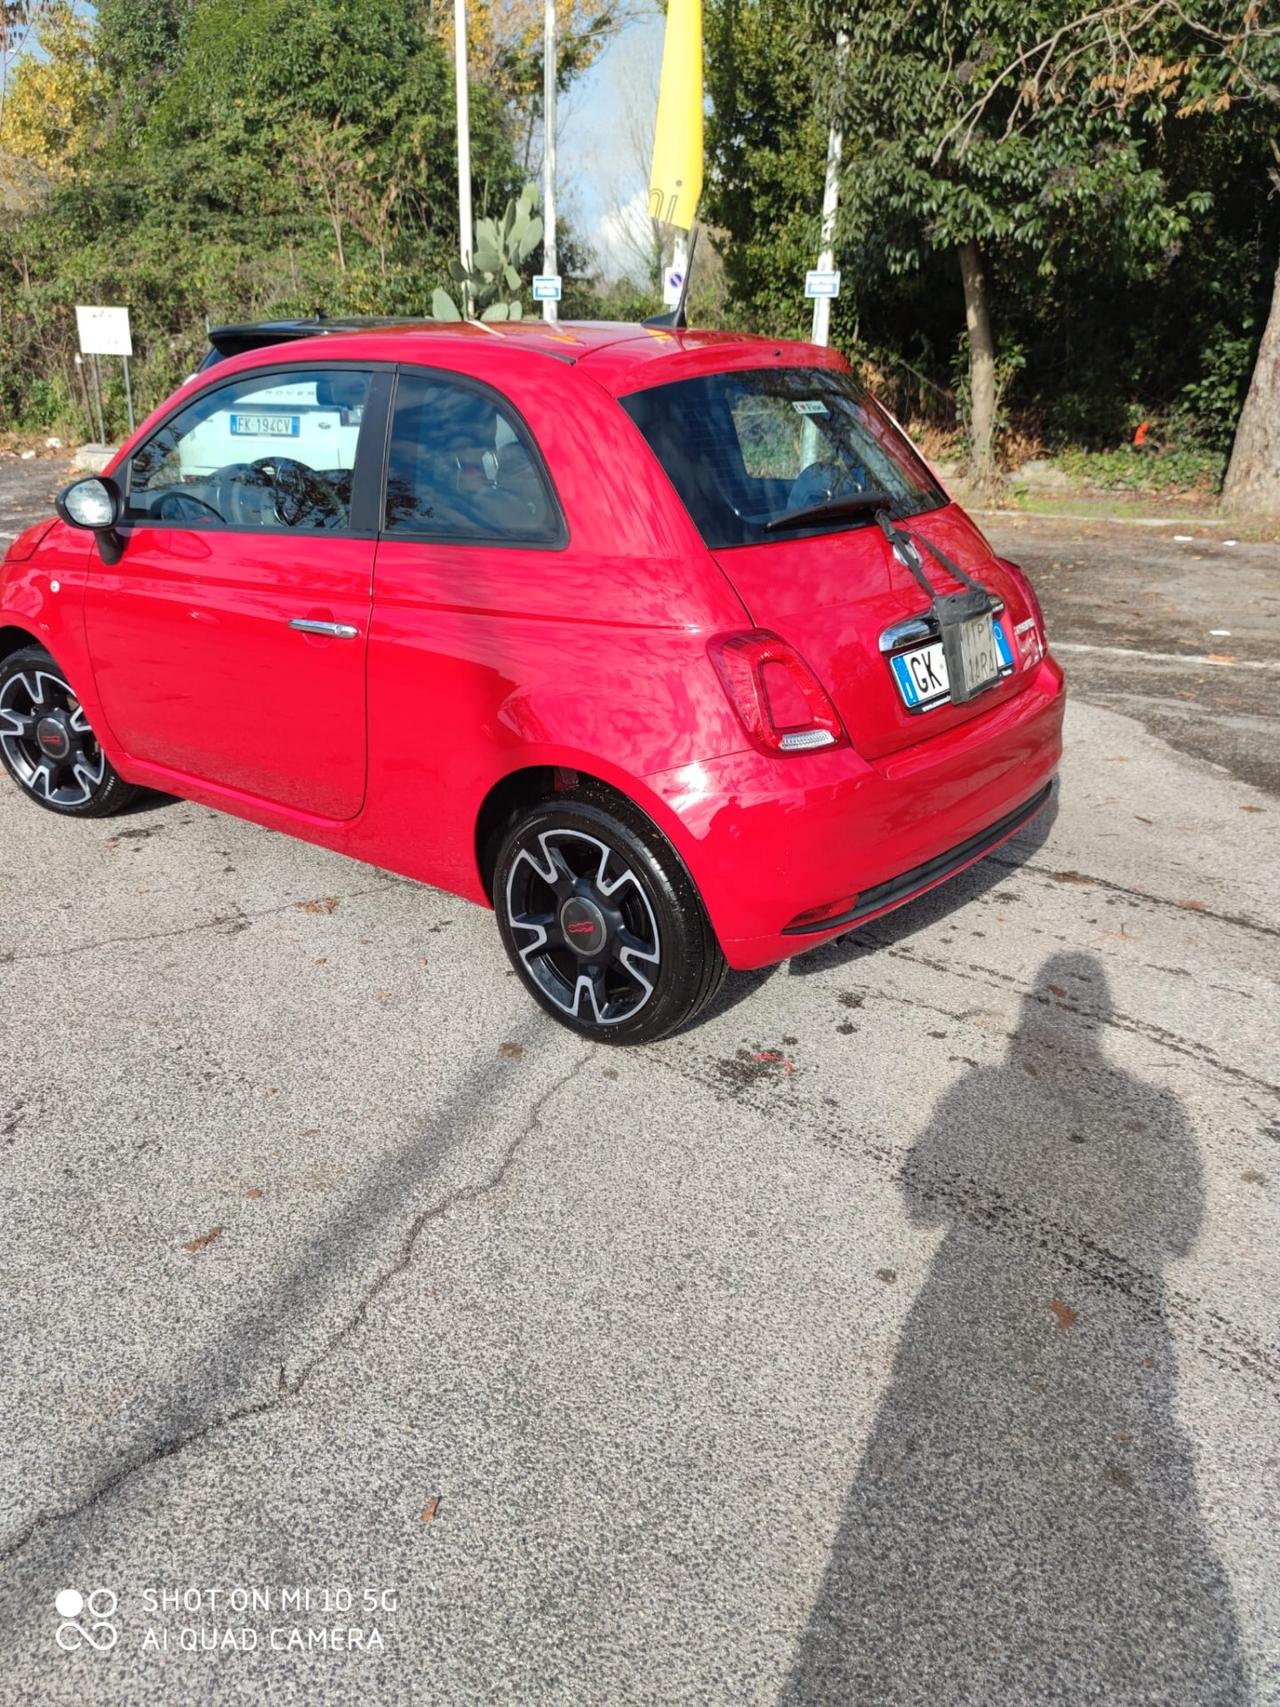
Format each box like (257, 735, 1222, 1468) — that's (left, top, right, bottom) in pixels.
(83, 364, 389, 819)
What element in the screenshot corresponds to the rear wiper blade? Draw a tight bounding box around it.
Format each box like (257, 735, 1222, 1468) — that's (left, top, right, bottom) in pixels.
(763, 489, 895, 533)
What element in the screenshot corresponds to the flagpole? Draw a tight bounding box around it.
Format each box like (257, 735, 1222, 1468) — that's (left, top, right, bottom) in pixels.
(542, 0, 558, 322)
(454, 0, 474, 317)
(811, 30, 847, 348)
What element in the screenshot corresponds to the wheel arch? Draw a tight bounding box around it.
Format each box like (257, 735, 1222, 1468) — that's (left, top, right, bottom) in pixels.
(473, 761, 705, 909)
(0, 624, 43, 664)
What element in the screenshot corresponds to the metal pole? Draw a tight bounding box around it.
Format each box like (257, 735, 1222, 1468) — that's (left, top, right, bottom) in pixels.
(74, 354, 94, 444)
(90, 354, 105, 444)
(541, 0, 557, 322)
(122, 355, 136, 434)
(672, 230, 689, 308)
(811, 30, 847, 348)
(453, 0, 474, 317)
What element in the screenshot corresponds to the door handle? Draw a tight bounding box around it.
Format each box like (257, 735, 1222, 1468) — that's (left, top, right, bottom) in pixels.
(288, 618, 360, 639)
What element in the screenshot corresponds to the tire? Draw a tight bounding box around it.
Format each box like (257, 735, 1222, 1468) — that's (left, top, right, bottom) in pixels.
(494, 789, 727, 1044)
(0, 646, 138, 818)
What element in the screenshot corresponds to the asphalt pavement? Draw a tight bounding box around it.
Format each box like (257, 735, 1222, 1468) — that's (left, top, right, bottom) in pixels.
(1, 465, 1277, 1704)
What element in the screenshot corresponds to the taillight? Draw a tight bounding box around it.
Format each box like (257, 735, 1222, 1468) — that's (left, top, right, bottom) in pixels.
(1000, 558, 1047, 659)
(710, 630, 847, 755)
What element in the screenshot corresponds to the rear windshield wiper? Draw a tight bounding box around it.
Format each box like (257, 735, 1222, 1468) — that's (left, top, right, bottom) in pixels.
(763, 489, 895, 533)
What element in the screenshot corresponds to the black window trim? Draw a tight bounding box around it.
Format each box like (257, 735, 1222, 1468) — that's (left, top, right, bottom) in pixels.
(120, 358, 397, 541)
(377, 362, 569, 553)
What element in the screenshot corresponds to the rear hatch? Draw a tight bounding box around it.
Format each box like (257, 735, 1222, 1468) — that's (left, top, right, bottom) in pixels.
(711, 502, 1035, 761)
(620, 361, 1037, 763)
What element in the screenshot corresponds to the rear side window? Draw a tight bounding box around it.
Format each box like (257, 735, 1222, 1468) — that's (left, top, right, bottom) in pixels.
(621, 367, 944, 548)
(384, 371, 563, 544)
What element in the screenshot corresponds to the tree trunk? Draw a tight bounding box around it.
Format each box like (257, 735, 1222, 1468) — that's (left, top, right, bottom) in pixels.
(959, 239, 998, 490)
(1222, 251, 1280, 515)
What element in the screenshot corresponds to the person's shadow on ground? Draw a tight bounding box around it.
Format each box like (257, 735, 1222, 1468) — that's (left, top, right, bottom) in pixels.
(782, 951, 1248, 1706)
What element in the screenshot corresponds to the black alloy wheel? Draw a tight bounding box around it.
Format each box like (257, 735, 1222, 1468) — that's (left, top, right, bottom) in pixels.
(494, 791, 727, 1044)
(0, 647, 138, 817)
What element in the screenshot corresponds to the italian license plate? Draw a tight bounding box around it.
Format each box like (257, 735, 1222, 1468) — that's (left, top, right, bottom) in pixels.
(229, 413, 300, 437)
(890, 618, 1013, 711)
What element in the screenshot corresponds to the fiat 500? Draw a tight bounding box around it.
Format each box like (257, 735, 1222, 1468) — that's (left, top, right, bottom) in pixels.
(0, 322, 1064, 1042)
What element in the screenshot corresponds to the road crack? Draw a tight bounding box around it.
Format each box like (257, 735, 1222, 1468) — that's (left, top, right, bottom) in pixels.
(0, 1047, 593, 1565)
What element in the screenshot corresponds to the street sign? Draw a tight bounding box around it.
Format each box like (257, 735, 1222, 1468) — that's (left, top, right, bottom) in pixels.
(663, 265, 684, 307)
(532, 275, 562, 302)
(804, 270, 840, 299)
(75, 305, 133, 357)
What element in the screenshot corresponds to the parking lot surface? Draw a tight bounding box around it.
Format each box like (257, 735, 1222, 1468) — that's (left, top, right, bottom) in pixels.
(1, 470, 1278, 1703)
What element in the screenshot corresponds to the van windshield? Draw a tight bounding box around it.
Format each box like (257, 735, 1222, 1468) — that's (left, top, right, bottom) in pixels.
(620, 366, 945, 548)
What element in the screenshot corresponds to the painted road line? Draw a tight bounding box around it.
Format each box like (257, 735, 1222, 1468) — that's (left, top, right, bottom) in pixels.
(1054, 642, 1280, 672)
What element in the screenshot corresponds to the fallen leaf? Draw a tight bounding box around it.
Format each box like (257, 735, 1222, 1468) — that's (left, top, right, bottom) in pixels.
(300, 1127, 320, 1137)
(1242, 1169, 1267, 1186)
(1140, 1356, 1154, 1369)
(244, 1187, 264, 1200)
(1241, 805, 1264, 814)
(296, 896, 339, 915)
(1205, 653, 1237, 664)
(1047, 983, 1067, 997)
(1049, 1297, 1076, 1333)
(1115, 1430, 1132, 1444)
(499, 1040, 525, 1059)
(1051, 870, 1091, 886)
(420, 1496, 441, 1522)
(1179, 899, 1208, 912)
(374, 990, 393, 1002)
(181, 1225, 223, 1253)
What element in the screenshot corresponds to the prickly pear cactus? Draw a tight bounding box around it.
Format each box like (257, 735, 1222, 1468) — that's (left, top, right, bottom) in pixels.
(432, 183, 544, 322)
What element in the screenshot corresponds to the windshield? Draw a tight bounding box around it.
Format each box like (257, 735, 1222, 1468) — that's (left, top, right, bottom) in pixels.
(620, 366, 945, 548)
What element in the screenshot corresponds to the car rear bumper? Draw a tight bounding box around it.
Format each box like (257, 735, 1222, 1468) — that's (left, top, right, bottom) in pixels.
(645, 654, 1065, 971)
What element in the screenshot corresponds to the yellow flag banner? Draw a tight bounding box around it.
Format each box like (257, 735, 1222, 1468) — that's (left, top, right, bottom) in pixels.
(648, 0, 704, 231)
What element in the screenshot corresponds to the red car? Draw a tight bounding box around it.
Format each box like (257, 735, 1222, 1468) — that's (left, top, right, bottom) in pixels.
(0, 323, 1063, 1042)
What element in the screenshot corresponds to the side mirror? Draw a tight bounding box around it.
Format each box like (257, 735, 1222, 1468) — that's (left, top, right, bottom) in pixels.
(55, 476, 124, 565)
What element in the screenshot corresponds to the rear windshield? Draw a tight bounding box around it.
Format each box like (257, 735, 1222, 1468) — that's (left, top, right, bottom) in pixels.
(620, 366, 945, 548)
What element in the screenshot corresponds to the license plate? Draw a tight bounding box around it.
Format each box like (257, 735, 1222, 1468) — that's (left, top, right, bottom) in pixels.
(229, 413, 300, 437)
(890, 618, 1013, 711)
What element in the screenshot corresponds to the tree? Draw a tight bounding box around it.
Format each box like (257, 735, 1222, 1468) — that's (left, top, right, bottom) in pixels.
(803, 2, 1205, 489)
(0, 0, 96, 205)
(942, 0, 1280, 507)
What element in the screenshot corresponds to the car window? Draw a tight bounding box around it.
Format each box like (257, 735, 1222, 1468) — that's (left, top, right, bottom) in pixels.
(384, 371, 561, 543)
(621, 367, 945, 548)
(125, 369, 371, 531)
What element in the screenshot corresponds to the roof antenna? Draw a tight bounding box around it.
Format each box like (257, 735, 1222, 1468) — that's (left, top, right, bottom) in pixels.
(643, 226, 699, 330)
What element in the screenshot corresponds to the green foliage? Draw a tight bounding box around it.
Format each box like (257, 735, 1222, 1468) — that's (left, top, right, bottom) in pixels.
(0, 0, 528, 434)
(702, 0, 1279, 466)
(1050, 444, 1227, 494)
(432, 182, 544, 321)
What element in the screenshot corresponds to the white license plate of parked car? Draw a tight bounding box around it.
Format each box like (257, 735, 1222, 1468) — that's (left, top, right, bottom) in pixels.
(890, 617, 1013, 710)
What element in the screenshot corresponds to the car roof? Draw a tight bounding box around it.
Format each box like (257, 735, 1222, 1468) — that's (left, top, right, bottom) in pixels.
(199, 320, 846, 397)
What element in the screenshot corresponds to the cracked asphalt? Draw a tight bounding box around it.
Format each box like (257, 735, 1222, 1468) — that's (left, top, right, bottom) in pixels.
(1, 469, 1278, 1704)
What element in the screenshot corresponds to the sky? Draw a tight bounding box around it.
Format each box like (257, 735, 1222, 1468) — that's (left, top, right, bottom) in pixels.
(556, 12, 665, 281)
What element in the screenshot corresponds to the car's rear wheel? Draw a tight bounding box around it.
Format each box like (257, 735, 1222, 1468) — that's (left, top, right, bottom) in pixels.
(0, 646, 138, 817)
(494, 790, 727, 1044)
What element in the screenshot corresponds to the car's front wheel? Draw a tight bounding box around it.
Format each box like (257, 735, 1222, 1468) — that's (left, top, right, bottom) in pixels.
(0, 646, 138, 817)
(494, 790, 727, 1044)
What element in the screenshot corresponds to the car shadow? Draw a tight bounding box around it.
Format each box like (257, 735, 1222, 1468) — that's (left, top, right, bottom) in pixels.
(779, 951, 1248, 1704)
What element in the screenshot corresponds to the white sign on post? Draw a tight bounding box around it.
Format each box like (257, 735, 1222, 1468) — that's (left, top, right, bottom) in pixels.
(76, 305, 133, 357)
(804, 270, 841, 299)
(531, 275, 562, 302)
(662, 266, 685, 308)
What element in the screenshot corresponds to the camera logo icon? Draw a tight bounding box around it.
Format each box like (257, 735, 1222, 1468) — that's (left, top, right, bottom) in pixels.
(55, 1588, 118, 1653)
